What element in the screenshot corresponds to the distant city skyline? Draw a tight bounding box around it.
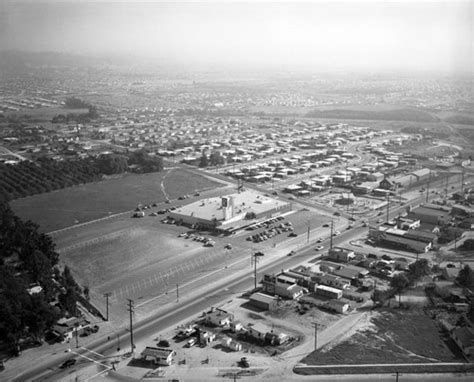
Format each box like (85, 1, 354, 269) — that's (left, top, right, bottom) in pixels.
(0, 1, 472, 73)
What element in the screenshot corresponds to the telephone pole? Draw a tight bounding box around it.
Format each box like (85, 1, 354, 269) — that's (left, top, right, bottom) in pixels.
(386, 193, 390, 223)
(426, 171, 431, 203)
(127, 299, 135, 352)
(104, 292, 111, 321)
(312, 322, 318, 351)
(330, 220, 334, 250)
(307, 220, 310, 243)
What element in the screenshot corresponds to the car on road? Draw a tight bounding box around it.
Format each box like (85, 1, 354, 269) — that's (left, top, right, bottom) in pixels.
(288, 232, 298, 237)
(59, 359, 76, 369)
(317, 238, 323, 243)
(333, 230, 341, 236)
(287, 250, 296, 256)
(315, 245, 324, 251)
(224, 243, 232, 250)
(322, 223, 330, 228)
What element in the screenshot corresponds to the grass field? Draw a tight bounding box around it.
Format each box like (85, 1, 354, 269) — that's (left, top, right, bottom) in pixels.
(302, 308, 459, 366)
(10, 168, 223, 232)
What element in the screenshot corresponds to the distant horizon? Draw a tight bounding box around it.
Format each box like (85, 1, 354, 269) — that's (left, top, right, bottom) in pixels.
(0, 1, 472, 75)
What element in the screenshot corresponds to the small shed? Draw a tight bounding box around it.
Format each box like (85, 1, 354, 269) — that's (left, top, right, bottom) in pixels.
(221, 337, 243, 351)
(326, 299, 351, 314)
(249, 292, 278, 311)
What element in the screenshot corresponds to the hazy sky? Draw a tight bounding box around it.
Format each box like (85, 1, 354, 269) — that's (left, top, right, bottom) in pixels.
(0, 1, 472, 73)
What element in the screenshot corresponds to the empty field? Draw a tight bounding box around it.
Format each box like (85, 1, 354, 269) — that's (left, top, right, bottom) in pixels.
(10, 168, 224, 232)
(302, 308, 459, 366)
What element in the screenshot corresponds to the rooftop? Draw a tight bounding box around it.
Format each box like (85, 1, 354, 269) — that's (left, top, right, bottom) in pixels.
(172, 190, 288, 223)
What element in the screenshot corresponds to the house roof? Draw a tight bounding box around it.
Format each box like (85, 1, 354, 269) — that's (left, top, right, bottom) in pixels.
(141, 346, 174, 358)
(332, 265, 368, 280)
(404, 229, 437, 243)
(250, 292, 278, 304)
(249, 322, 273, 335)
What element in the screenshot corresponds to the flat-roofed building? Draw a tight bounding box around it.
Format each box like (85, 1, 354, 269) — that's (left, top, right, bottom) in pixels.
(168, 190, 290, 232)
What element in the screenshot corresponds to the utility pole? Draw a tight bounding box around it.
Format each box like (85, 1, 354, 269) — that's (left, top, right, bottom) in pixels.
(104, 292, 111, 321)
(426, 171, 431, 203)
(461, 169, 465, 194)
(307, 220, 310, 243)
(176, 283, 179, 302)
(252, 252, 264, 290)
(386, 193, 390, 223)
(312, 322, 318, 351)
(127, 299, 135, 352)
(74, 323, 79, 348)
(445, 174, 449, 198)
(330, 220, 334, 250)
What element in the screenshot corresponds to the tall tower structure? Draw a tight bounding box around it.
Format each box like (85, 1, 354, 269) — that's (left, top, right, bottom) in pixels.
(222, 196, 234, 221)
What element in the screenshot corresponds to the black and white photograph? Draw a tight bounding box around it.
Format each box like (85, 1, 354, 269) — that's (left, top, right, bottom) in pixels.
(0, 1, 473, 381)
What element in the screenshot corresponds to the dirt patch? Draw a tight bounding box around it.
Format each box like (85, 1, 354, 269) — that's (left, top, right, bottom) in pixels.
(302, 307, 460, 365)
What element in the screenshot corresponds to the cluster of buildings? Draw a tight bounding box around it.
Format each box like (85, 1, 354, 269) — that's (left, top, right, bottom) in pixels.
(369, 199, 474, 253)
(250, 248, 392, 315)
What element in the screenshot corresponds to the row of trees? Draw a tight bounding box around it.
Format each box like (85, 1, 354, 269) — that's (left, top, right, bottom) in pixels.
(0, 157, 102, 201)
(0, 200, 81, 354)
(198, 151, 225, 168)
(52, 97, 99, 124)
(0, 151, 164, 201)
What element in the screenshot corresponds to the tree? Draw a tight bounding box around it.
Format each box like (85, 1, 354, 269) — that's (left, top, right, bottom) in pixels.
(456, 265, 474, 288)
(209, 151, 224, 166)
(407, 259, 430, 284)
(390, 273, 410, 307)
(460, 239, 474, 251)
(199, 154, 209, 168)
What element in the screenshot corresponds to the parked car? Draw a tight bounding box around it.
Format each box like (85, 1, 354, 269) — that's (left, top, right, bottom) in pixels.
(59, 359, 76, 369)
(187, 338, 197, 347)
(224, 243, 232, 250)
(239, 357, 249, 368)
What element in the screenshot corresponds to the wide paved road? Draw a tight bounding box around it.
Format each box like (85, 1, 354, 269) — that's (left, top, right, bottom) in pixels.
(13, 226, 364, 382)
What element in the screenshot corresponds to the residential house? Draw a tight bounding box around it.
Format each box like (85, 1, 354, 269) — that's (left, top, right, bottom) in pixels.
(51, 317, 89, 343)
(328, 247, 355, 262)
(203, 308, 234, 327)
(332, 265, 369, 285)
(199, 330, 216, 346)
(247, 322, 272, 342)
(316, 274, 351, 290)
(141, 346, 176, 366)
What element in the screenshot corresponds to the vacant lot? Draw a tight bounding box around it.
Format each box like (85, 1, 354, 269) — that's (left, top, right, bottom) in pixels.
(10, 168, 223, 232)
(302, 308, 459, 365)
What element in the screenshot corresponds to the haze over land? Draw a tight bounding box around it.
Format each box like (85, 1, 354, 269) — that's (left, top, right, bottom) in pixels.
(0, 0, 472, 74)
